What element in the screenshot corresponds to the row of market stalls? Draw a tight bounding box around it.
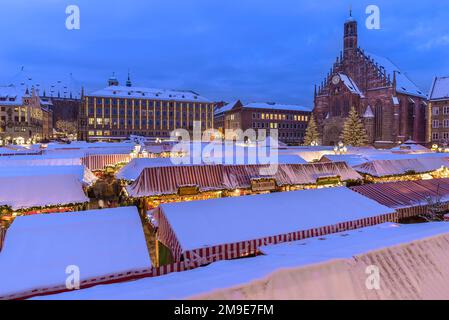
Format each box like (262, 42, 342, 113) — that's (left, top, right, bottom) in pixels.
(38, 221, 449, 300)
(320, 154, 449, 182)
(125, 162, 363, 209)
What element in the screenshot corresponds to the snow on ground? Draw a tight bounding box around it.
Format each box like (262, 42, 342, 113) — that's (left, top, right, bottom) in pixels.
(158, 187, 394, 252)
(37, 222, 449, 300)
(0, 207, 151, 298)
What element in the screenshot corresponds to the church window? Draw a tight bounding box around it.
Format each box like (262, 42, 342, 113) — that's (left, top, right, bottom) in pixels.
(374, 102, 383, 139)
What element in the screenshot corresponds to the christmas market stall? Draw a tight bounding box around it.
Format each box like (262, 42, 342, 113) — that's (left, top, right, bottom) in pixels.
(125, 162, 362, 210)
(81, 153, 132, 173)
(153, 187, 396, 266)
(353, 158, 449, 183)
(0, 174, 89, 217)
(0, 207, 152, 300)
(116, 154, 308, 183)
(0, 165, 97, 187)
(351, 178, 449, 221)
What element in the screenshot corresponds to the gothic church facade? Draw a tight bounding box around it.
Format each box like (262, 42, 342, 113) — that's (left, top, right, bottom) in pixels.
(313, 13, 427, 147)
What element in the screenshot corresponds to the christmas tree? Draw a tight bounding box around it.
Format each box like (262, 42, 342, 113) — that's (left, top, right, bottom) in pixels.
(303, 114, 320, 146)
(340, 106, 369, 146)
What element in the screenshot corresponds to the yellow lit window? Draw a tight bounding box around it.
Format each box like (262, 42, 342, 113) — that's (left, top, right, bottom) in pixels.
(261, 114, 265, 120)
(96, 118, 103, 125)
(88, 131, 95, 136)
(89, 118, 95, 125)
(96, 131, 103, 136)
(104, 131, 111, 136)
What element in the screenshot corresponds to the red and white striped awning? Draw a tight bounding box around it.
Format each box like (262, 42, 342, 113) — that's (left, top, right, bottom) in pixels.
(351, 178, 449, 209)
(127, 162, 362, 197)
(81, 154, 131, 171)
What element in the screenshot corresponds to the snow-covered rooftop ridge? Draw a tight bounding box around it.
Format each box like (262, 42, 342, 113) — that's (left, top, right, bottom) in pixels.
(243, 102, 313, 112)
(214, 100, 239, 115)
(159, 187, 394, 252)
(429, 76, 449, 101)
(87, 85, 211, 103)
(0, 84, 30, 106)
(339, 73, 365, 97)
(38, 222, 449, 300)
(365, 52, 426, 98)
(0, 206, 151, 299)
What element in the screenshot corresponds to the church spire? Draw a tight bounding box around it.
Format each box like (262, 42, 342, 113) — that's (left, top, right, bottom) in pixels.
(126, 70, 132, 87)
(344, 8, 358, 57)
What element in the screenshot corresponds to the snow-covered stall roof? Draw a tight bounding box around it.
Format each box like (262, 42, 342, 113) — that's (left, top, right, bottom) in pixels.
(126, 162, 362, 197)
(0, 175, 89, 210)
(390, 142, 430, 154)
(0, 207, 151, 299)
(366, 52, 426, 98)
(86, 85, 211, 103)
(117, 155, 307, 181)
(353, 157, 449, 177)
(37, 221, 449, 300)
(243, 102, 313, 113)
(0, 154, 82, 167)
(157, 187, 394, 253)
(0, 165, 97, 186)
(429, 76, 449, 101)
(352, 178, 449, 209)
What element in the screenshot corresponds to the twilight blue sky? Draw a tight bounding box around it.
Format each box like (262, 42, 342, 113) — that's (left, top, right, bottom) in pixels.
(0, 0, 449, 105)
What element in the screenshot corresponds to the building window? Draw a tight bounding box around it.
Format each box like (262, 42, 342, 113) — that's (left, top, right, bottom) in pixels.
(444, 106, 449, 115)
(433, 132, 440, 141)
(444, 119, 449, 128)
(433, 120, 440, 128)
(433, 107, 440, 116)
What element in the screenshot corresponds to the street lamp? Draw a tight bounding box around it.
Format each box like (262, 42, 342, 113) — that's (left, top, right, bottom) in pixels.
(334, 141, 347, 155)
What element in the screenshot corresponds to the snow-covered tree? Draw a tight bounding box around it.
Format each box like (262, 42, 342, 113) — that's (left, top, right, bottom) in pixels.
(340, 107, 368, 147)
(303, 114, 320, 146)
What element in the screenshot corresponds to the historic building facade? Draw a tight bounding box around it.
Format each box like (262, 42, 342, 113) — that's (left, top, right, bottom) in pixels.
(314, 14, 427, 147)
(79, 74, 214, 141)
(0, 85, 52, 145)
(428, 76, 449, 145)
(216, 101, 312, 144)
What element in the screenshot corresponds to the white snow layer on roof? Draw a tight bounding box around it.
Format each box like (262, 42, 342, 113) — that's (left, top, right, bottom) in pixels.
(117, 154, 307, 181)
(366, 52, 426, 98)
(0, 155, 82, 167)
(214, 100, 239, 115)
(0, 207, 151, 298)
(0, 174, 89, 210)
(159, 187, 394, 252)
(38, 222, 449, 300)
(338, 73, 365, 97)
(87, 85, 211, 103)
(0, 84, 27, 106)
(429, 76, 449, 100)
(244, 102, 313, 112)
(0, 165, 97, 186)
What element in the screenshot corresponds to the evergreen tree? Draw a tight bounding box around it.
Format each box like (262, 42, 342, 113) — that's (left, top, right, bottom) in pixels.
(340, 106, 369, 147)
(303, 114, 320, 146)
